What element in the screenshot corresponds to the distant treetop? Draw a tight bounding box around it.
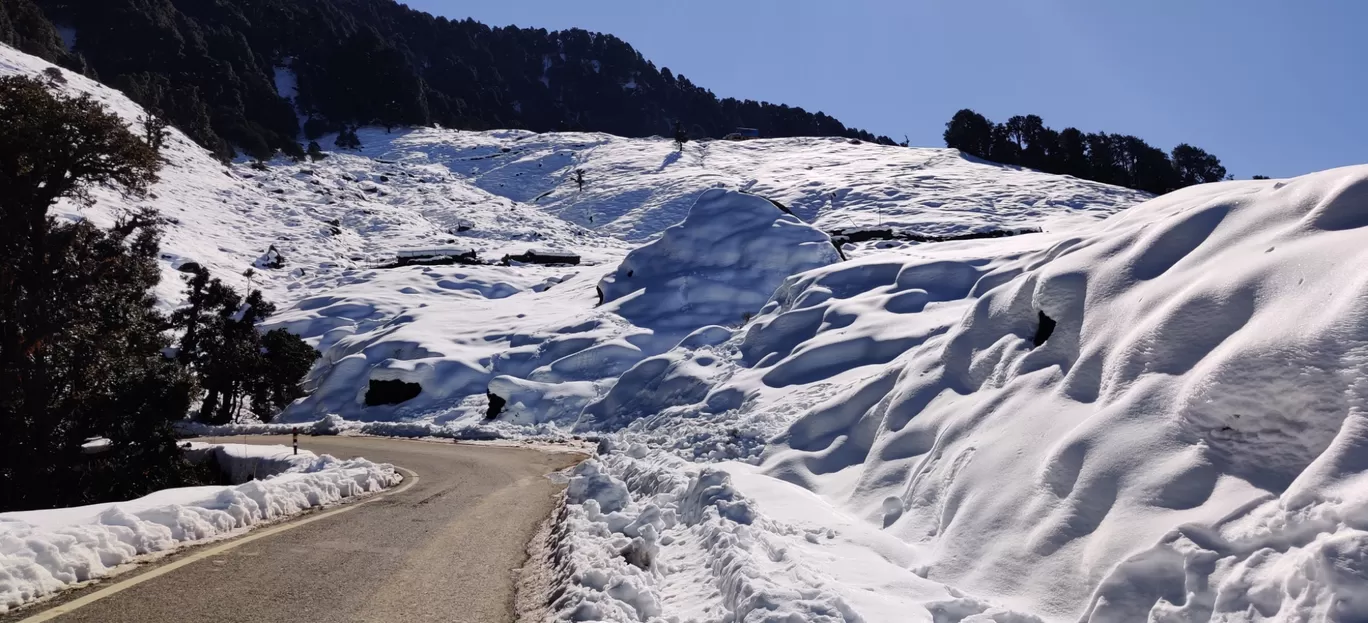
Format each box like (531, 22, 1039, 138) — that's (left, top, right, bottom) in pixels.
(943, 109, 1228, 195)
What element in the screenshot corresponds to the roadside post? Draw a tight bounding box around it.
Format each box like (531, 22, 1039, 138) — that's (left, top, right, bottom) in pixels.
(292, 427, 299, 455)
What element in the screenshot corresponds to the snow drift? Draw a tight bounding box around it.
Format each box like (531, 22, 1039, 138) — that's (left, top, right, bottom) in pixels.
(597, 189, 841, 331)
(0, 444, 400, 613)
(579, 166, 1368, 620)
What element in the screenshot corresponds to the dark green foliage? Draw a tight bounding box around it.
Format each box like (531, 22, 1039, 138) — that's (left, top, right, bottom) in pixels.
(334, 126, 361, 150)
(306, 140, 326, 161)
(1171, 143, 1228, 186)
(943, 109, 994, 158)
(172, 266, 317, 425)
(140, 111, 170, 151)
(674, 120, 688, 152)
(944, 108, 1227, 195)
(13, 0, 893, 159)
(0, 0, 78, 69)
(0, 75, 203, 511)
(1252, 175, 1270, 180)
(281, 141, 305, 162)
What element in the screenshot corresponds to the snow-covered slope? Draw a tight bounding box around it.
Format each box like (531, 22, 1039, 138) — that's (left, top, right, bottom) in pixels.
(32, 40, 1345, 623)
(373, 128, 1152, 245)
(0, 47, 620, 315)
(571, 167, 1368, 621)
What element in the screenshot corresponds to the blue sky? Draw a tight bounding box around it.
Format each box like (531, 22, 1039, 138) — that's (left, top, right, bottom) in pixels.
(404, 0, 1361, 178)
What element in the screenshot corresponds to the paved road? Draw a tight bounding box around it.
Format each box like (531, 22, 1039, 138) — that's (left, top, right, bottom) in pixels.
(20, 436, 583, 623)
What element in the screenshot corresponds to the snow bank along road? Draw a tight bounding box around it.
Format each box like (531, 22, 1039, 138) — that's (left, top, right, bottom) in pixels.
(9, 437, 584, 623)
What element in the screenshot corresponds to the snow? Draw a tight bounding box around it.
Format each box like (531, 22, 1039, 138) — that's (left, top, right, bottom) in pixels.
(598, 189, 841, 331)
(0, 443, 399, 613)
(18, 38, 1368, 621)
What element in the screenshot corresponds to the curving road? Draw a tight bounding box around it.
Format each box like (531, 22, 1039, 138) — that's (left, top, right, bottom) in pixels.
(11, 436, 584, 623)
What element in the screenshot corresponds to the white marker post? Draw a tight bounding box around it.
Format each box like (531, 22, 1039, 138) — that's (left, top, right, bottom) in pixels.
(292, 427, 298, 455)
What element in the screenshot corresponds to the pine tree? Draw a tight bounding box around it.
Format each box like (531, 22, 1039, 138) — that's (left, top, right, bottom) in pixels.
(943, 109, 994, 159)
(307, 140, 327, 161)
(140, 111, 171, 151)
(1171, 143, 1228, 186)
(173, 266, 316, 424)
(674, 120, 688, 152)
(334, 126, 361, 150)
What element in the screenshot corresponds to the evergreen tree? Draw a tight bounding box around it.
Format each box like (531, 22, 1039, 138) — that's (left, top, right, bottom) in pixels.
(943, 109, 994, 158)
(1252, 175, 1270, 180)
(306, 140, 327, 161)
(0, 75, 196, 510)
(334, 126, 361, 150)
(281, 141, 306, 162)
(173, 266, 316, 424)
(1171, 143, 1228, 186)
(139, 111, 170, 151)
(673, 120, 688, 152)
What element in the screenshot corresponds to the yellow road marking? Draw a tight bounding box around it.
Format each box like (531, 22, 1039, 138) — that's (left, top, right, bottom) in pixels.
(15, 467, 418, 622)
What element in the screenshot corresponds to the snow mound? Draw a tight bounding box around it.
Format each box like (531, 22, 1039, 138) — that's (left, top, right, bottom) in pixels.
(598, 189, 841, 331)
(548, 446, 1040, 622)
(0, 444, 399, 613)
(599, 166, 1368, 620)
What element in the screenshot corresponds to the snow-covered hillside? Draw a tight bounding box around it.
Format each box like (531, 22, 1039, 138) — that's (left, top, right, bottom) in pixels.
(369, 127, 1152, 244)
(28, 39, 1368, 622)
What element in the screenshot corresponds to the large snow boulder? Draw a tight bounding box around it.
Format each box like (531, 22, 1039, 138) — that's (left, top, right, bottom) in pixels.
(598, 189, 841, 331)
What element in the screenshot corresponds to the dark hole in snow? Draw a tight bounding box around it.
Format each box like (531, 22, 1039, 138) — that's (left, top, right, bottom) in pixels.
(485, 392, 506, 420)
(1033, 311, 1056, 347)
(621, 540, 653, 570)
(365, 379, 422, 406)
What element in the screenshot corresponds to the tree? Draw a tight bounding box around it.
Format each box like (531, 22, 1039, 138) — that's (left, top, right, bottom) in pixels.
(673, 120, 688, 152)
(306, 140, 327, 161)
(943, 109, 994, 158)
(0, 75, 196, 510)
(281, 141, 306, 162)
(172, 266, 316, 424)
(334, 126, 361, 150)
(1252, 175, 1270, 180)
(140, 111, 171, 151)
(574, 168, 585, 191)
(41, 66, 65, 85)
(1171, 143, 1227, 186)
(1055, 127, 1090, 179)
(942, 109, 1227, 195)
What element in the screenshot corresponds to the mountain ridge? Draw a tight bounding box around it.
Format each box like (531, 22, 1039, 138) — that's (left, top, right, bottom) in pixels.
(0, 0, 896, 160)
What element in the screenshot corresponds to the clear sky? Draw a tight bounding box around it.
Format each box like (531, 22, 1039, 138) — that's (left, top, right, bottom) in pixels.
(403, 0, 1362, 179)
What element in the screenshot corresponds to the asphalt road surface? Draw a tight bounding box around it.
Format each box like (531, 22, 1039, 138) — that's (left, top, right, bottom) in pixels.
(16, 436, 584, 623)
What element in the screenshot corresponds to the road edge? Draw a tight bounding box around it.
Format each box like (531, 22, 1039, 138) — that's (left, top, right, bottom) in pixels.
(10, 467, 418, 623)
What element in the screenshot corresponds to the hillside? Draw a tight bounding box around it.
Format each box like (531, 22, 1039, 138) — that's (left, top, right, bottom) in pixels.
(18, 38, 1368, 622)
(0, 0, 893, 161)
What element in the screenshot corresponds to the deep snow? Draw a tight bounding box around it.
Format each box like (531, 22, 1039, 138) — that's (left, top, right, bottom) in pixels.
(12, 39, 1366, 622)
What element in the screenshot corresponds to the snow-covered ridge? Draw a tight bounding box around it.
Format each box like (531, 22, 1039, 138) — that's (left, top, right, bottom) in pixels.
(0, 443, 400, 613)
